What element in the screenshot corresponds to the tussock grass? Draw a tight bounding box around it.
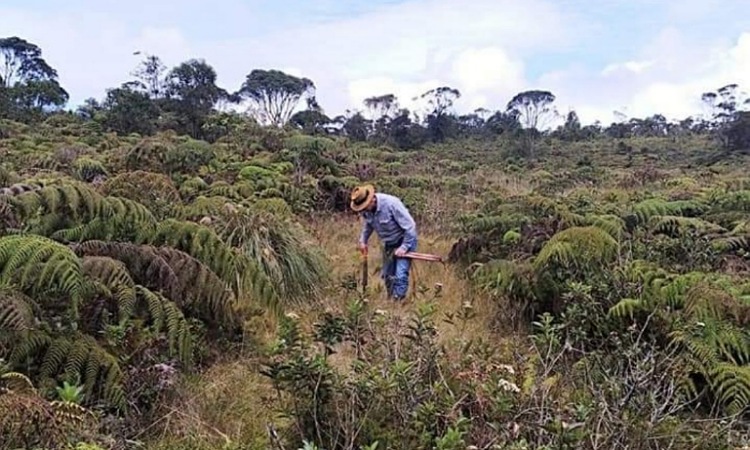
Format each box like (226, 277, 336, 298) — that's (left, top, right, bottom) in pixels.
(143, 359, 278, 450)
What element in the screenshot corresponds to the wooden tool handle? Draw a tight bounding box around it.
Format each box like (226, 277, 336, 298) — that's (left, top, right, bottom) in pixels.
(403, 251, 444, 262)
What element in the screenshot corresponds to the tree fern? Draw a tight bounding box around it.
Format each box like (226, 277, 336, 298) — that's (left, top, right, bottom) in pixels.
(711, 235, 750, 253)
(136, 219, 241, 286)
(102, 170, 181, 218)
(51, 196, 157, 242)
(586, 213, 626, 241)
(520, 194, 586, 228)
(625, 198, 706, 229)
(80, 256, 136, 322)
(71, 240, 237, 328)
(708, 363, 750, 414)
(174, 195, 239, 222)
(5, 181, 158, 243)
(713, 190, 750, 213)
(206, 180, 241, 199)
(649, 215, 727, 237)
(134, 286, 193, 365)
(609, 270, 750, 414)
(78, 261, 193, 365)
(8, 330, 126, 410)
(533, 226, 619, 272)
(71, 157, 108, 182)
(0, 234, 83, 315)
(137, 219, 279, 313)
(9, 181, 107, 228)
(471, 258, 559, 324)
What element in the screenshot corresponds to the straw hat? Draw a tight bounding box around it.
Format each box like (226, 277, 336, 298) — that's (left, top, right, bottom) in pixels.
(350, 184, 375, 212)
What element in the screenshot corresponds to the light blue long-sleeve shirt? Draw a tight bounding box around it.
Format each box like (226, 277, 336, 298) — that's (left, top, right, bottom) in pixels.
(358, 193, 417, 251)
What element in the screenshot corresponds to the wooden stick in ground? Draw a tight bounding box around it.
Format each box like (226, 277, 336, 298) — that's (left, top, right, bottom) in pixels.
(361, 249, 368, 294)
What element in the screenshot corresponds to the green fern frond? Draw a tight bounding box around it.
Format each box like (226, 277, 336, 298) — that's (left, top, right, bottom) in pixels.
(586, 214, 626, 240)
(607, 298, 645, 319)
(521, 195, 586, 227)
(9, 331, 126, 410)
(179, 176, 209, 201)
(534, 226, 619, 271)
(51, 196, 157, 242)
(627, 198, 706, 228)
(0, 234, 83, 313)
(102, 170, 182, 217)
(9, 181, 107, 232)
(174, 195, 237, 222)
(137, 219, 239, 285)
(723, 220, 750, 236)
(72, 157, 108, 182)
(708, 363, 750, 414)
(470, 258, 557, 323)
(711, 235, 750, 253)
(649, 215, 726, 237)
(713, 190, 750, 213)
(135, 286, 193, 365)
(206, 181, 240, 199)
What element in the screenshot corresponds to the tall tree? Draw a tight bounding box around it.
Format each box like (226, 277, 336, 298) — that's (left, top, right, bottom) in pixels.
(131, 54, 167, 99)
(0, 37, 58, 88)
(98, 82, 161, 135)
(701, 83, 750, 150)
(506, 90, 557, 130)
(163, 59, 229, 138)
(701, 84, 748, 124)
(0, 36, 68, 120)
(238, 69, 315, 127)
(364, 94, 399, 121)
(418, 86, 461, 142)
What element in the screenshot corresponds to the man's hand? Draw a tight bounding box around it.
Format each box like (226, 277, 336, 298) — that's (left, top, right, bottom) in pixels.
(358, 242, 368, 256)
(394, 246, 407, 257)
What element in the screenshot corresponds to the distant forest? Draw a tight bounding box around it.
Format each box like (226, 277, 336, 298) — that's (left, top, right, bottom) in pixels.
(1, 35, 749, 153)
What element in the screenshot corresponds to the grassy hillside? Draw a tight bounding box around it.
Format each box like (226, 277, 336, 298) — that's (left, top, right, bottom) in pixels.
(1, 115, 749, 450)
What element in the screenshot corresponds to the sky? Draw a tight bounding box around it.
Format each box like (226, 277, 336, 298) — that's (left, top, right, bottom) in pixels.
(1, 0, 749, 126)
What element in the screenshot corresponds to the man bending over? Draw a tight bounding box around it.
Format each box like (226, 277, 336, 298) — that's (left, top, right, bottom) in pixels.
(350, 184, 418, 301)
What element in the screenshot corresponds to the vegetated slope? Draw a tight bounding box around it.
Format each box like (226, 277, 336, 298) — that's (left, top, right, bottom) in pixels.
(1, 116, 749, 450)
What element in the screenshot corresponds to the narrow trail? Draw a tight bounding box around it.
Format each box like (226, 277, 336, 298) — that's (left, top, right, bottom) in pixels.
(308, 214, 499, 343)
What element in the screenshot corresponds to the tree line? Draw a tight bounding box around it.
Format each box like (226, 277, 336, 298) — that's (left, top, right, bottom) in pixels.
(1, 35, 749, 153)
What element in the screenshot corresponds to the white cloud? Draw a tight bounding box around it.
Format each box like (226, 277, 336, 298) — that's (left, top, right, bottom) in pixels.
(619, 31, 750, 120)
(451, 47, 526, 95)
(601, 60, 654, 76)
(541, 27, 750, 126)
